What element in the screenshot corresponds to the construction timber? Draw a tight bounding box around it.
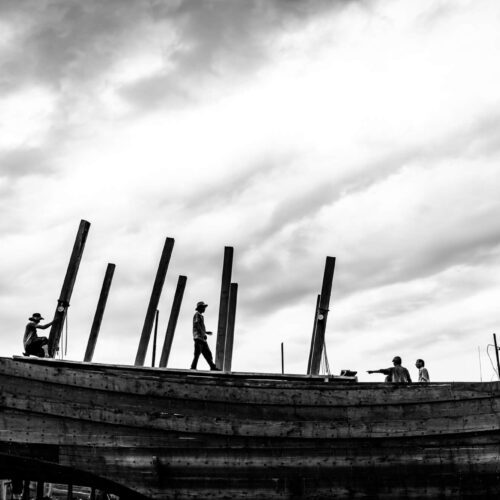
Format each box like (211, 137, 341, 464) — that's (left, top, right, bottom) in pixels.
(1, 356, 500, 499)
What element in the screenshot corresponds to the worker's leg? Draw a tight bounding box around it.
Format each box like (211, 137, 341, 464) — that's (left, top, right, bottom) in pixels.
(190, 340, 202, 369)
(200, 342, 217, 370)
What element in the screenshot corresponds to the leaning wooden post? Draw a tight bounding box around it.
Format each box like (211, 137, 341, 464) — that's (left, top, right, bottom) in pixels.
(48, 219, 91, 357)
(134, 237, 175, 366)
(84, 263, 115, 362)
(223, 282, 238, 372)
(307, 294, 321, 374)
(309, 257, 336, 375)
(159, 275, 187, 368)
(215, 246, 233, 369)
(152, 310, 159, 367)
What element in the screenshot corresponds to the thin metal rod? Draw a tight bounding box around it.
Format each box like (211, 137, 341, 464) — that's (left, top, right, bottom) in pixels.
(159, 275, 187, 368)
(84, 263, 115, 362)
(135, 237, 175, 366)
(48, 219, 91, 357)
(215, 246, 233, 369)
(281, 342, 284, 375)
(223, 283, 238, 372)
(152, 310, 159, 367)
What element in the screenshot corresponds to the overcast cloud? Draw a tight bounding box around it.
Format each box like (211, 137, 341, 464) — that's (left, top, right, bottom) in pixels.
(1, 0, 500, 382)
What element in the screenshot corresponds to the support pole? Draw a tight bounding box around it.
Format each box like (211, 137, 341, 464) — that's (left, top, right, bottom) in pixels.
(223, 283, 238, 372)
(22, 481, 30, 500)
(307, 294, 321, 374)
(84, 263, 115, 362)
(309, 256, 336, 375)
(152, 310, 159, 367)
(66, 484, 72, 500)
(281, 342, 284, 375)
(135, 237, 175, 366)
(48, 219, 91, 357)
(36, 482, 44, 500)
(494, 333, 500, 381)
(215, 246, 233, 369)
(159, 275, 187, 368)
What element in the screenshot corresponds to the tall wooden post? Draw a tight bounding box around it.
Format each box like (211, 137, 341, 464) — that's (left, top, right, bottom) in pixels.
(152, 310, 159, 367)
(48, 219, 91, 357)
(159, 275, 187, 368)
(36, 481, 44, 500)
(135, 237, 175, 366)
(281, 342, 284, 375)
(223, 283, 238, 372)
(84, 263, 115, 362)
(215, 246, 233, 369)
(22, 481, 30, 500)
(309, 257, 336, 375)
(307, 294, 321, 374)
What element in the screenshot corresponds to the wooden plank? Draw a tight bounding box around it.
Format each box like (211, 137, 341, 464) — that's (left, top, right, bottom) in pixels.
(134, 237, 175, 366)
(306, 295, 320, 374)
(159, 275, 187, 368)
(84, 263, 115, 362)
(223, 283, 238, 372)
(48, 220, 91, 357)
(309, 257, 336, 375)
(215, 247, 233, 369)
(151, 310, 159, 367)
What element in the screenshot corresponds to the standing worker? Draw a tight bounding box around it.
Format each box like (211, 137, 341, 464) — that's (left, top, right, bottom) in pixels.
(367, 356, 412, 383)
(415, 359, 430, 382)
(23, 312, 55, 357)
(190, 301, 219, 371)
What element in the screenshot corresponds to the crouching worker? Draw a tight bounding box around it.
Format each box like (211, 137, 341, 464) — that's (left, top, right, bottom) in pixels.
(23, 312, 55, 357)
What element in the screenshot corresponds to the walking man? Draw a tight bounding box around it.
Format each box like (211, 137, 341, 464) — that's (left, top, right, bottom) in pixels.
(367, 356, 412, 383)
(416, 359, 430, 382)
(23, 312, 55, 357)
(190, 301, 219, 371)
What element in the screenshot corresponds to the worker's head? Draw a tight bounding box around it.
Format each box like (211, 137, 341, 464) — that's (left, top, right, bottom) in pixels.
(415, 359, 425, 368)
(392, 356, 402, 366)
(29, 312, 44, 323)
(196, 301, 208, 312)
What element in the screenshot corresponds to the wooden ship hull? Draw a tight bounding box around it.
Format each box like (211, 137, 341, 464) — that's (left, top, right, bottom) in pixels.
(1, 356, 500, 499)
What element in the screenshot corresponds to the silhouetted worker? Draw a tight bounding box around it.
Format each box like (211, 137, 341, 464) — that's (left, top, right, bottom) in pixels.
(416, 358, 430, 382)
(190, 301, 219, 371)
(367, 356, 412, 383)
(23, 312, 55, 357)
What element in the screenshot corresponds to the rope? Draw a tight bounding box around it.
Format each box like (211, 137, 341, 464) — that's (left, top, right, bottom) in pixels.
(321, 340, 332, 377)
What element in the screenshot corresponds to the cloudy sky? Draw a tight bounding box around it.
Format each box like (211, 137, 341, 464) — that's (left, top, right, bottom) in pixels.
(1, 0, 500, 382)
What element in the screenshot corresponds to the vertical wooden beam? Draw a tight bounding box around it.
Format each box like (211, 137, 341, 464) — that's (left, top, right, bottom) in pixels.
(309, 256, 336, 375)
(135, 237, 175, 366)
(84, 263, 115, 362)
(22, 481, 30, 500)
(151, 310, 159, 367)
(215, 246, 233, 369)
(307, 294, 321, 374)
(66, 484, 72, 500)
(48, 219, 91, 358)
(90, 488, 96, 500)
(159, 275, 187, 368)
(223, 282, 238, 372)
(494, 333, 500, 381)
(36, 481, 44, 500)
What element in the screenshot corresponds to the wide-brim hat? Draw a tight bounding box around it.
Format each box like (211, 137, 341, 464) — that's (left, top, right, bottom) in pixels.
(29, 313, 44, 321)
(196, 301, 208, 309)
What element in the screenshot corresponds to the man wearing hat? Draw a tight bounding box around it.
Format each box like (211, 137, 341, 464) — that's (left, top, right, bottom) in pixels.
(23, 312, 55, 357)
(367, 356, 412, 383)
(191, 301, 219, 370)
